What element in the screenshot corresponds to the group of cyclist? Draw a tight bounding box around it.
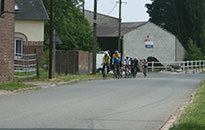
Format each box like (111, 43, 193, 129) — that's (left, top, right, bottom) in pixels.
(102, 50, 148, 78)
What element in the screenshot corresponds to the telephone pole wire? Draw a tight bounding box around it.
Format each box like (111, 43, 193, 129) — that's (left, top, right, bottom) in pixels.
(92, 0, 97, 74)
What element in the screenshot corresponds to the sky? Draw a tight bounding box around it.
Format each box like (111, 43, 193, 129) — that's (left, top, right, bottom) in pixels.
(84, 0, 152, 22)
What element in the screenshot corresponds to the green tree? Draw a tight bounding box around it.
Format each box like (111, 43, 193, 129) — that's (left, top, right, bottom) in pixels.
(43, 0, 93, 52)
(200, 25, 205, 55)
(146, 0, 205, 54)
(185, 38, 203, 60)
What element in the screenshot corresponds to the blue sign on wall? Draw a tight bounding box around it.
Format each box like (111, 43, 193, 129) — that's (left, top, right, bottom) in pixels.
(145, 41, 154, 49)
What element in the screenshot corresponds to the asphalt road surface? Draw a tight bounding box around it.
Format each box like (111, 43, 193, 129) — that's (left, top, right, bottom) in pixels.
(0, 73, 204, 130)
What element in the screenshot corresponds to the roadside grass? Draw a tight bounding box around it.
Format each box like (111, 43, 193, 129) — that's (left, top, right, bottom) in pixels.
(169, 81, 205, 130)
(15, 70, 114, 82)
(0, 81, 36, 91)
(1, 71, 114, 91)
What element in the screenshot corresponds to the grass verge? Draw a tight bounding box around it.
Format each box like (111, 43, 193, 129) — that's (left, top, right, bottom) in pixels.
(15, 71, 114, 82)
(169, 81, 205, 130)
(0, 81, 36, 91)
(4, 71, 113, 91)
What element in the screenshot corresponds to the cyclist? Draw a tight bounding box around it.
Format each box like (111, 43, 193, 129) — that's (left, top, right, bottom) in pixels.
(102, 51, 111, 75)
(112, 50, 121, 78)
(124, 56, 131, 77)
(131, 57, 139, 78)
(142, 58, 148, 77)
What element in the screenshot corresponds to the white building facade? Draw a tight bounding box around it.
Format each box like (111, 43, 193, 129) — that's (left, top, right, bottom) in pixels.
(123, 22, 185, 63)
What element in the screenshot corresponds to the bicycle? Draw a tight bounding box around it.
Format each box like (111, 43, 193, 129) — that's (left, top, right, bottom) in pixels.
(113, 63, 121, 79)
(143, 65, 147, 77)
(125, 65, 132, 78)
(102, 63, 109, 80)
(132, 66, 138, 78)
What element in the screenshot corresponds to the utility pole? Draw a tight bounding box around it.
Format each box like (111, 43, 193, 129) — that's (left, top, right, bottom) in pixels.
(117, 0, 127, 53)
(118, 0, 122, 53)
(92, 0, 97, 74)
(82, 0, 85, 24)
(49, 0, 53, 79)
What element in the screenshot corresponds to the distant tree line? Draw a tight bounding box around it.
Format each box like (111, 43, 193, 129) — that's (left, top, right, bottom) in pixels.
(43, 0, 93, 52)
(146, 0, 205, 60)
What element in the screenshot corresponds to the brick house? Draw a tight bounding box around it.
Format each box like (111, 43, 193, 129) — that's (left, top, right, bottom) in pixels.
(0, 0, 15, 83)
(14, 0, 48, 59)
(97, 22, 185, 63)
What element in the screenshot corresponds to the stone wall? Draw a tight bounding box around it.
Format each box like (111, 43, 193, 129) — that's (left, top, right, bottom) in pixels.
(0, 0, 15, 83)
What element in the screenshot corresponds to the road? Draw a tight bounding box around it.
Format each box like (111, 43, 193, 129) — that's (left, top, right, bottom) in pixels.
(0, 73, 204, 130)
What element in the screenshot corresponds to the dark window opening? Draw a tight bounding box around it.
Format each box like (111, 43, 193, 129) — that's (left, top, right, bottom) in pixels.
(15, 39, 23, 59)
(0, 0, 5, 15)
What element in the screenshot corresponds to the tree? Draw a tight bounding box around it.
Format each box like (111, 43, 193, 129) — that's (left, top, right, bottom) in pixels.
(146, 0, 205, 53)
(43, 0, 93, 52)
(200, 25, 205, 55)
(185, 38, 203, 60)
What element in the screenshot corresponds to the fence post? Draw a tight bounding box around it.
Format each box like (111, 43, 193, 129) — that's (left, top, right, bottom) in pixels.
(165, 62, 167, 71)
(65, 52, 68, 75)
(88, 52, 90, 74)
(183, 61, 185, 71)
(35, 49, 40, 79)
(152, 61, 154, 72)
(197, 61, 198, 71)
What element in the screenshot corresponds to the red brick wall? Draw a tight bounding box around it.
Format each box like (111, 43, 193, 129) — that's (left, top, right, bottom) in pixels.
(23, 41, 44, 59)
(55, 50, 93, 74)
(78, 51, 93, 74)
(0, 0, 15, 83)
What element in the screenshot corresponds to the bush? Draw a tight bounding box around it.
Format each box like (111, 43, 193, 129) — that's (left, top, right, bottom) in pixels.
(40, 49, 49, 70)
(185, 38, 204, 61)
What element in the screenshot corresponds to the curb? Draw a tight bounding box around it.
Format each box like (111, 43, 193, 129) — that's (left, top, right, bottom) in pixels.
(159, 85, 200, 130)
(0, 87, 40, 97)
(0, 78, 103, 97)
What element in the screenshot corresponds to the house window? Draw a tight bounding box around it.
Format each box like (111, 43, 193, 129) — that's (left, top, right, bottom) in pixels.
(15, 38, 23, 58)
(0, 0, 4, 15)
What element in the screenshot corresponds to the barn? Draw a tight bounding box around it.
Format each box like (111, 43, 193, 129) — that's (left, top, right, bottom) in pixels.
(96, 22, 186, 63)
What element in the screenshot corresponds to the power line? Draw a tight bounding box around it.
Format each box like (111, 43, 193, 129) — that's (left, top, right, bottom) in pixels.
(108, 3, 117, 15)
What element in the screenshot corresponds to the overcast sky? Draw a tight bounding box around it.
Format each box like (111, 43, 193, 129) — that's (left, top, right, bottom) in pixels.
(84, 0, 152, 22)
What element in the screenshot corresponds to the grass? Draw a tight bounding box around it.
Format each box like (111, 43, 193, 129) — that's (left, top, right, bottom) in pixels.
(15, 70, 114, 82)
(1, 71, 114, 91)
(169, 81, 205, 130)
(0, 81, 36, 91)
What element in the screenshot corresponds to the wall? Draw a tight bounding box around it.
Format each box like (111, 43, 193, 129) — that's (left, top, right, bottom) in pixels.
(0, 0, 15, 83)
(15, 20, 44, 41)
(175, 38, 185, 61)
(23, 41, 44, 59)
(55, 50, 93, 74)
(15, 20, 44, 59)
(78, 51, 93, 74)
(123, 22, 183, 63)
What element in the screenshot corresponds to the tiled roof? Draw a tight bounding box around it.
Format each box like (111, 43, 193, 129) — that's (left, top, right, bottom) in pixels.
(96, 22, 147, 37)
(15, 0, 49, 20)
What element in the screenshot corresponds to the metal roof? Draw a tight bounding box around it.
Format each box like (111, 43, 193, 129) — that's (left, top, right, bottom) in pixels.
(96, 22, 148, 37)
(15, 0, 49, 20)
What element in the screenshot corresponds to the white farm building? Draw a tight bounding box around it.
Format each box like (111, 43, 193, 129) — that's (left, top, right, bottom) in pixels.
(96, 22, 186, 63)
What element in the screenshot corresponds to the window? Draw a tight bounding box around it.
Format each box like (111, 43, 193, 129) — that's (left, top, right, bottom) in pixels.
(0, 0, 4, 15)
(15, 38, 23, 58)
